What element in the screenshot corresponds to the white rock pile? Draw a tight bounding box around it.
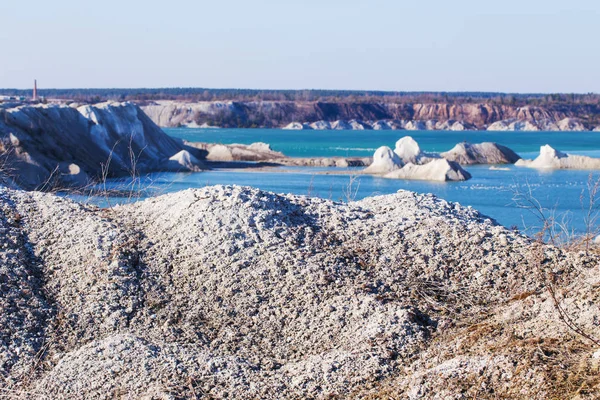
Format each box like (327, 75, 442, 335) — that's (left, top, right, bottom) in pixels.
(0, 185, 597, 398)
(516, 145, 600, 169)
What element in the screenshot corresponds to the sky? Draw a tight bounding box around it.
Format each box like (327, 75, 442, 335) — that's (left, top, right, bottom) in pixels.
(1, 0, 599, 93)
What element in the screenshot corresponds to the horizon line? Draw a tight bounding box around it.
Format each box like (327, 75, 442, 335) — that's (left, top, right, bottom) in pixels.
(0, 87, 598, 96)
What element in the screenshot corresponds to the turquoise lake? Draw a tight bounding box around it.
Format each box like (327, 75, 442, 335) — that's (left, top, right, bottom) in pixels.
(94, 128, 600, 236)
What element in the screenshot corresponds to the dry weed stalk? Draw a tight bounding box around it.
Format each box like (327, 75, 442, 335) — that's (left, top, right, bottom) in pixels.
(512, 174, 600, 252)
(342, 174, 361, 203)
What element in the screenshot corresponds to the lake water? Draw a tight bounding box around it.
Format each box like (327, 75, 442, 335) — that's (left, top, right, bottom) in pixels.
(86, 128, 600, 236)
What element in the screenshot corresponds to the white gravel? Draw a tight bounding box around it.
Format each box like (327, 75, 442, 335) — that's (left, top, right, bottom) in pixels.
(0, 185, 596, 399)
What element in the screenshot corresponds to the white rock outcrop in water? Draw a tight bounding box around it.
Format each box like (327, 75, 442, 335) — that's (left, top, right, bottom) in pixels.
(185, 142, 285, 162)
(394, 136, 426, 164)
(166, 150, 204, 172)
(384, 159, 472, 181)
(364, 140, 471, 181)
(441, 142, 521, 165)
(364, 146, 403, 174)
(516, 145, 600, 169)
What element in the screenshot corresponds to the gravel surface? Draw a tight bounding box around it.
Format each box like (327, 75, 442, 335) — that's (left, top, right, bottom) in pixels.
(0, 185, 597, 399)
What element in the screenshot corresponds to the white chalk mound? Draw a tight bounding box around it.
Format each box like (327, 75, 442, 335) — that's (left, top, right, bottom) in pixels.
(372, 120, 392, 130)
(331, 120, 352, 130)
(283, 122, 310, 130)
(515, 145, 600, 169)
(166, 150, 204, 172)
(384, 159, 472, 182)
(310, 120, 331, 130)
(486, 120, 539, 132)
(364, 146, 403, 174)
(394, 136, 423, 164)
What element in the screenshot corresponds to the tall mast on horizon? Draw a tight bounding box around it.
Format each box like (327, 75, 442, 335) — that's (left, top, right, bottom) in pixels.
(33, 79, 38, 101)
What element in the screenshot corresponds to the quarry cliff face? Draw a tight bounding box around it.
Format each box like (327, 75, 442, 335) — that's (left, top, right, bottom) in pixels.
(140, 100, 599, 130)
(0, 102, 202, 189)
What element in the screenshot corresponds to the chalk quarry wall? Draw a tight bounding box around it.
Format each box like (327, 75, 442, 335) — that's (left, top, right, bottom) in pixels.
(141, 100, 600, 130)
(0, 102, 197, 189)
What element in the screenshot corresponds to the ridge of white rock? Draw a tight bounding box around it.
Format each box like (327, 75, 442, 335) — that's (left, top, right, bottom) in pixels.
(557, 118, 586, 132)
(331, 120, 352, 130)
(281, 118, 593, 132)
(185, 141, 285, 162)
(349, 120, 370, 130)
(372, 120, 392, 130)
(487, 119, 539, 131)
(283, 122, 306, 130)
(516, 144, 600, 169)
(404, 120, 427, 131)
(384, 159, 472, 181)
(310, 120, 331, 130)
(486, 117, 588, 132)
(0, 102, 200, 189)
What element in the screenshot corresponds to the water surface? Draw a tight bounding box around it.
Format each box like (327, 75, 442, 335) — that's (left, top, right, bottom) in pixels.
(78, 128, 600, 236)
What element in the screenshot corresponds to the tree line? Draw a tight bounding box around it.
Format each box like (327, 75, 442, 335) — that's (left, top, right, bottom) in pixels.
(1, 88, 599, 106)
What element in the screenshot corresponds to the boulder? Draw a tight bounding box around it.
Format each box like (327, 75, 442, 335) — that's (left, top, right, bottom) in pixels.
(441, 142, 521, 165)
(388, 120, 405, 130)
(394, 136, 424, 164)
(58, 163, 90, 187)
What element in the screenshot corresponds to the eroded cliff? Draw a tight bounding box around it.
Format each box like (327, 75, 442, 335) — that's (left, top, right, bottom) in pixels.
(141, 100, 600, 130)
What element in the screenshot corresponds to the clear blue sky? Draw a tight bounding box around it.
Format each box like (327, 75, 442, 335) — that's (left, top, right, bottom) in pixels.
(1, 0, 599, 93)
